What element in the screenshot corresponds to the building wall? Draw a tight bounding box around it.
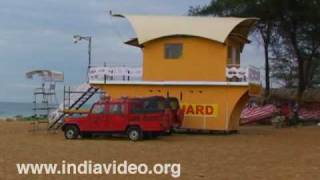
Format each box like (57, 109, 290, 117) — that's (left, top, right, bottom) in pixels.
(93, 84, 249, 131)
(142, 36, 228, 81)
(90, 36, 253, 131)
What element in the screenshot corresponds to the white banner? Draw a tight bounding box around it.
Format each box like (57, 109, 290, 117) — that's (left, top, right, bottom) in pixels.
(89, 66, 142, 81)
(247, 66, 261, 84)
(225, 66, 261, 84)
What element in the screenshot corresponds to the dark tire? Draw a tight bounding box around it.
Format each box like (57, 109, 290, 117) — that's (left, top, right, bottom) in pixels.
(127, 127, 142, 141)
(64, 125, 79, 140)
(165, 129, 173, 136)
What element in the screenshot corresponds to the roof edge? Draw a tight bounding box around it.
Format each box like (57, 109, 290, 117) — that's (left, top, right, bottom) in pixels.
(113, 14, 258, 46)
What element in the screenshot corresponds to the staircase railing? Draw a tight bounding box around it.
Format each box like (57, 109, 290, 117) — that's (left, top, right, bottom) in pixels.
(48, 84, 103, 130)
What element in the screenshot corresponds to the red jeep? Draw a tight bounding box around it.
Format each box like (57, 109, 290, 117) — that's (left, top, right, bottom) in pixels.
(62, 96, 183, 141)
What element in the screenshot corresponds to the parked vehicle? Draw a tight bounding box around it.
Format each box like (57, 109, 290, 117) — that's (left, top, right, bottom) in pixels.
(62, 96, 183, 141)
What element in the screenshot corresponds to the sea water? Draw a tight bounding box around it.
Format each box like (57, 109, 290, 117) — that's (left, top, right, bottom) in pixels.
(0, 102, 33, 118)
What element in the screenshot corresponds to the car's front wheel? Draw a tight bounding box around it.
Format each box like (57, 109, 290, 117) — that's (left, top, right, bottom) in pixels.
(127, 127, 142, 141)
(64, 126, 79, 140)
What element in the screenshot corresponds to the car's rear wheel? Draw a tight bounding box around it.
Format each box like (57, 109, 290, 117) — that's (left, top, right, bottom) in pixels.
(64, 126, 79, 140)
(127, 127, 142, 141)
(165, 128, 173, 136)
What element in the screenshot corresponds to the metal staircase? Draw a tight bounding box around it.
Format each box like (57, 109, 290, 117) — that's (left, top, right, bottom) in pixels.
(66, 87, 99, 110)
(48, 85, 100, 130)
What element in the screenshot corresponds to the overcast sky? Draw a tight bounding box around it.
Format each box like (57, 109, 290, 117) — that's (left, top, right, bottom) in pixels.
(0, 0, 264, 102)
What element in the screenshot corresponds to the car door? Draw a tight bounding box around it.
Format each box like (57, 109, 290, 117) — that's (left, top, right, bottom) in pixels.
(108, 103, 127, 131)
(142, 98, 166, 127)
(89, 103, 109, 132)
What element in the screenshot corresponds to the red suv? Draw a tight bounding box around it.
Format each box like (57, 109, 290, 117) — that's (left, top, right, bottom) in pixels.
(62, 96, 182, 141)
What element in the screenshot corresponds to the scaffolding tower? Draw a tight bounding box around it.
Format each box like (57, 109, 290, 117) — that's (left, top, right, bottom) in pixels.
(48, 84, 105, 130)
(26, 70, 64, 118)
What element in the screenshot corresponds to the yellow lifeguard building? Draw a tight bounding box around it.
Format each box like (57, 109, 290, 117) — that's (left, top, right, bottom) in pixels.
(90, 15, 261, 132)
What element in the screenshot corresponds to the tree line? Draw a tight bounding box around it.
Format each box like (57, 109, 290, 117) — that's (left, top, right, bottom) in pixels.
(189, 0, 320, 102)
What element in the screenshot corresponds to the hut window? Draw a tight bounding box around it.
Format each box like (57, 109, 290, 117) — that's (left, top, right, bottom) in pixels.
(165, 43, 183, 59)
(227, 46, 240, 65)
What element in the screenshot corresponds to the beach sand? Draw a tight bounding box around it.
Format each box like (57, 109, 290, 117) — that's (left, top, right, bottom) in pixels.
(0, 121, 320, 180)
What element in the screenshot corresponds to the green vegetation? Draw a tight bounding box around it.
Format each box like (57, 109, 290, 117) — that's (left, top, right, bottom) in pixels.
(189, 0, 320, 100)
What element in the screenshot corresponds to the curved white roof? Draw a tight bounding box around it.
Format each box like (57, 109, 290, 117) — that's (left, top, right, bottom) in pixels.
(114, 14, 258, 45)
